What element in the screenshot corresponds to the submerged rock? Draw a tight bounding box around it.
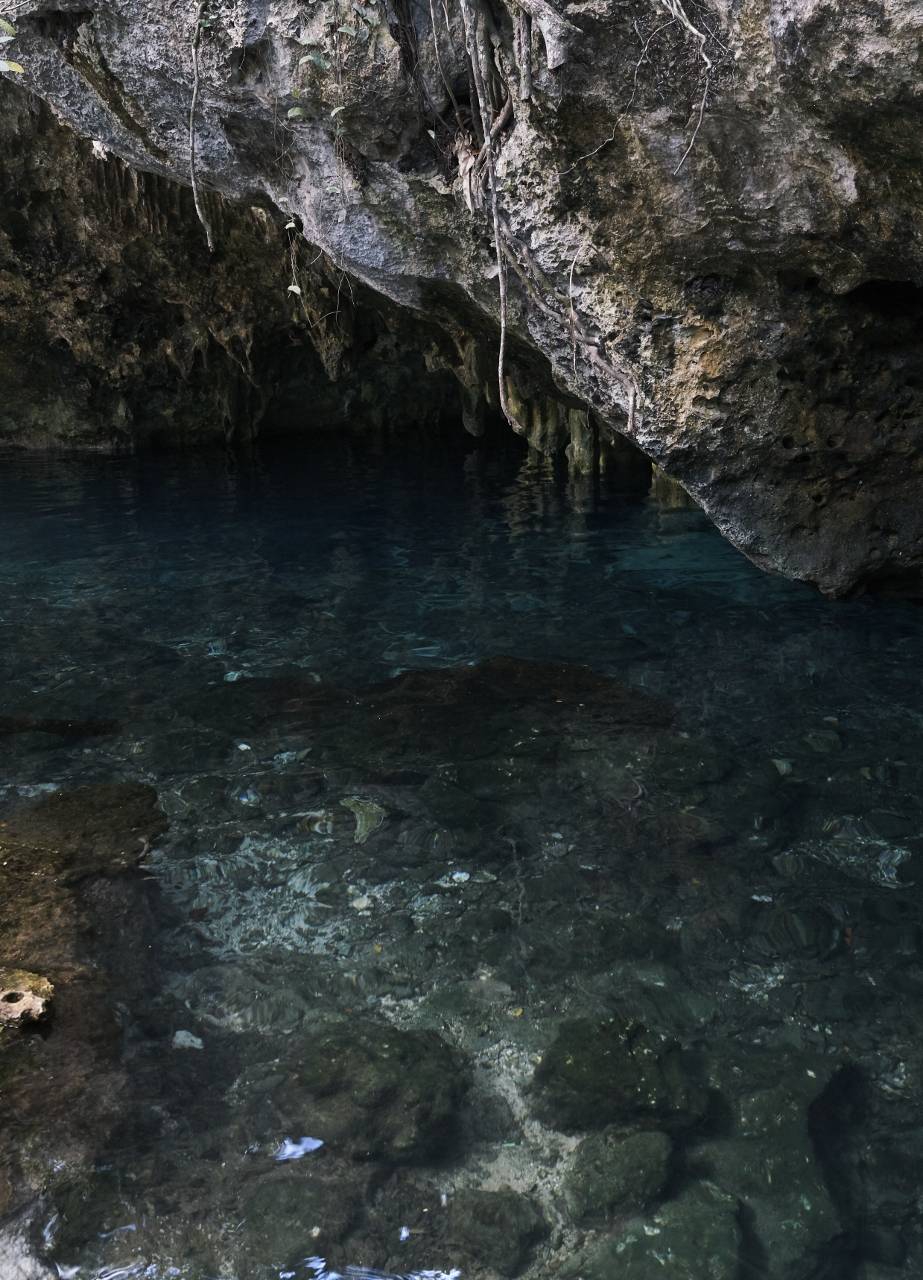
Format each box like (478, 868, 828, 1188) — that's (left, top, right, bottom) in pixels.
(0, 715, 119, 739)
(343, 1178, 545, 1278)
(240, 1173, 359, 1269)
(0, 1205, 55, 1279)
(564, 1126, 673, 1222)
(695, 1046, 841, 1279)
(532, 1018, 708, 1133)
(1, 782, 168, 879)
(445, 1188, 547, 1277)
(566, 1182, 741, 1280)
(280, 1022, 470, 1162)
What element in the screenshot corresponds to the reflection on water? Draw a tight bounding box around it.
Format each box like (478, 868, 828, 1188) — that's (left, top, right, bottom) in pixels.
(1, 434, 923, 1280)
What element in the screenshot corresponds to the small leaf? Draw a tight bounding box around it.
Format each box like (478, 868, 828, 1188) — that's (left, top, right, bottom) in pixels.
(287, 284, 302, 295)
(0, 58, 24, 73)
(299, 49, 329, 69)
(287, 106, 306, 119)
(0, 17, 17, 36)
(330, 104, 347, 117)
(336, 24, 358, 36)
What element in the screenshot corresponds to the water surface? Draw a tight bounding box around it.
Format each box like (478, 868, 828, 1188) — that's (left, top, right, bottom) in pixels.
(1, 435, 922, 1279)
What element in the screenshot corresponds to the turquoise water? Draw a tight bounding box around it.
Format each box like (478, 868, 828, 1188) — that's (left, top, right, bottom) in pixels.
(1, 434, 922, 1279)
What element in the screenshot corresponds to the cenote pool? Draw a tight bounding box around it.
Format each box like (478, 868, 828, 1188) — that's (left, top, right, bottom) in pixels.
(1, 432, 922, 1280)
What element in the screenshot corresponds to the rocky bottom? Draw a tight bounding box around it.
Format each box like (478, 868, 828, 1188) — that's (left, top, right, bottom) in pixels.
(1, 440, 922, 1280)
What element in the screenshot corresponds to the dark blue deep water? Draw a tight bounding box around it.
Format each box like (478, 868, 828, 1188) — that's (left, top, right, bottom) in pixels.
(2, 435, 923, 1280)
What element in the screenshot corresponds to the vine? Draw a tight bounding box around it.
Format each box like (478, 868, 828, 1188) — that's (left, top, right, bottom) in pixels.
(189, 0, 216, 252)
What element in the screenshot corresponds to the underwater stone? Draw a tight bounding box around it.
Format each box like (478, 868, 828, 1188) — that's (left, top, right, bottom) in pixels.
(566, 1181, 741, 1280)
(445, 1188, 547, 1277)
(240, 1174, 358, 1268)
(564, 1126, 672, 1222)
(1, 782, 167, 879)
(283, 1022, 470, 1162)
(532, 1019, 708, 1133)
(695, 1047, 840, 1279)
(0, 715, 119, 739)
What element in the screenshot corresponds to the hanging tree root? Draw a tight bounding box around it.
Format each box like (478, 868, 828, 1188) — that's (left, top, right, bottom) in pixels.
(514, 10, 532, 101)
(189, 0, 215, 253)
(656, 0, 711, 70)
(655, 0, 714, 173)
(560, 0, 719, 179)
(511, 0, 578, 71)
(452, 0, 642, 434)
(460, 0, 526, 433)
(428, 0, 466, 130)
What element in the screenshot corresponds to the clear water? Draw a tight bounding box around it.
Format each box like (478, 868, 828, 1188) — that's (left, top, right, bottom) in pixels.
(2, 435, 923, 1280)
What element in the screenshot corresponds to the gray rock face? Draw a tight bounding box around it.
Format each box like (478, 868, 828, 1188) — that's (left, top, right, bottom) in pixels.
(3, 0, 923, 592)
(0, 84, 458, 450)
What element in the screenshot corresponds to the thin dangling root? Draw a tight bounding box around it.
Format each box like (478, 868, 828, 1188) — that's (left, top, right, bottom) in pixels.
(655, 0, 713, 173)
(428, 0, 466, 130)
(189, 0, 215, 253)
(656, 0, 711, 70)
(453, 0, 644, 433)
(460, 0, 525, 433)
(514, 10, 532, 100)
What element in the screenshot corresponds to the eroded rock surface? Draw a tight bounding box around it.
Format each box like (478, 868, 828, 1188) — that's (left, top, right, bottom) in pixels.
(0, 971, 53, 1028)
(0, 83, 458, 450)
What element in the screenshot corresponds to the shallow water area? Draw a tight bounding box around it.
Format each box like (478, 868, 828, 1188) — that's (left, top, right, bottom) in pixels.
(2, 433, 923, 1280)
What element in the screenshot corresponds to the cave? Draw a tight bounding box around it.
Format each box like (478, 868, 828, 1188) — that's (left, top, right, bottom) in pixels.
(2, 1, 923, 1277)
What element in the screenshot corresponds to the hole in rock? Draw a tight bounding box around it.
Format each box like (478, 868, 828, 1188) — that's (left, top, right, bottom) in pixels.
(2, 992, 24, 1003)
(777, 269, 820, 292)
(34, 9, 93, 47)
(862, 564, 923, 600)
(845, 278, 923, 319)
